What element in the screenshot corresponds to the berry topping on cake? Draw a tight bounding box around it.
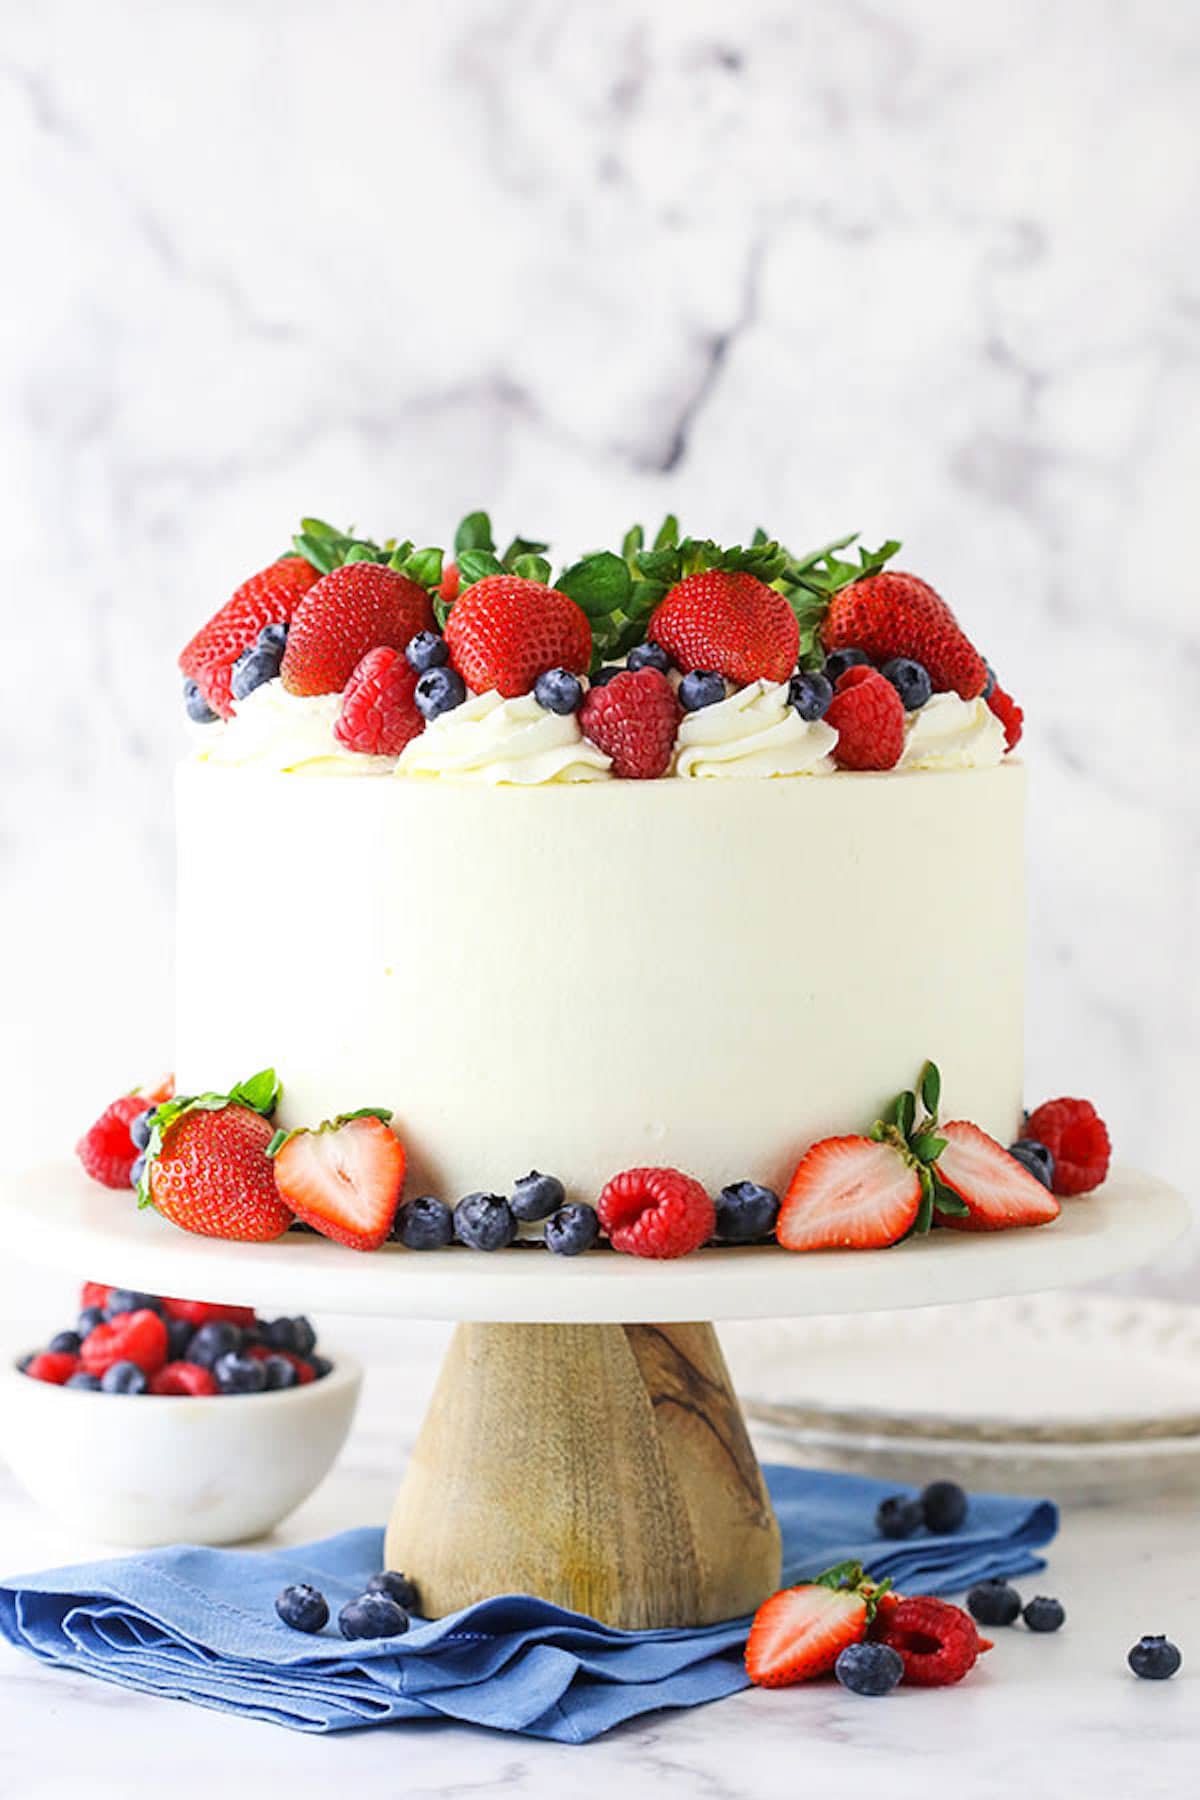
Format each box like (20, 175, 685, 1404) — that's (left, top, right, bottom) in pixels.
(76, 1091, 160, 1190)
(825, 666, 907, 771)
(281, 564, 436, 696)
(869, 1595, 981, 1686)
(746, 1563, 886, 1687)
(985, 681, 1024, 751)
(678, 669, 727, 712)
(821, 571, 987, 700)
(1024, 1097, 1111, 1195)
(823, 647, 870, 682)
(231, 623, 289, 703)
(596, 1167, 715, 1258)
(180, 555, 321, 719)
(533, 667, 584, 714)
(879, 656, 932, 711)
(626, 641, 674, 674)
(579, 668, 682, 779)
(270, 1112, 405, 1252)
(444, 575, 592, 697)
(80, 1308, 168, 1378)
(787, 669, 834, 721)
(142, 1071, 293, 1243)
(649, 569, 800, 686)
(334, 647, 424, 757)
(415, 665, 468, 720)
(405, 631, 450, 674)
(935, 1119, 1062, 1230)
(777, 1137, 922, 1251)
(184, 679, 218, 724)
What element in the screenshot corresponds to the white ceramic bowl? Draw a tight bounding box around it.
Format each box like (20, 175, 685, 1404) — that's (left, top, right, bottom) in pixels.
(0, 1347, 362, 1547)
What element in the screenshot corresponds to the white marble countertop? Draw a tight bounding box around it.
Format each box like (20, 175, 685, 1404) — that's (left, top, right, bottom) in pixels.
(1, 1316, 1196, 1798)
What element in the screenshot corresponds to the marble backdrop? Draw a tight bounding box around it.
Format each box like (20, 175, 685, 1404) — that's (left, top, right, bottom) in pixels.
(2, 0, 1197, 1296)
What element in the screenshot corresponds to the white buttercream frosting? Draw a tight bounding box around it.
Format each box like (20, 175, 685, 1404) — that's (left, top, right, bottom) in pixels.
(898, 692, 1007, 771)
(673, 680, 838, 779)
(196, 681, 395, 775)
(395, 691, 612, 784)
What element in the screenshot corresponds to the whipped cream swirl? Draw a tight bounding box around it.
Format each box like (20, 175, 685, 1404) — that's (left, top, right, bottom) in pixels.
(898, 692, 1007, 771)
(195, 681, 395, 776)
(674, 680, 838, 779)
(396, 691, 612, 784)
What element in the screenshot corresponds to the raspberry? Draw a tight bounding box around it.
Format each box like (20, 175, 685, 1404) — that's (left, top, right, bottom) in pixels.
(825, 666, 906, 771)
(334, 646, 425, 756)
(75, 1093, 150, 1189)
(80, 1308, 169, 1378)
(871, 1595, 981, 1687)
(986, 683, 1023, 751)
(579, 669, 683, 779)
(597, 1167, 715, 1258)
(149, 1361, 219, 1397)
(1024, 1097, 1111, 1196)
(25, 1351, 81, 1385)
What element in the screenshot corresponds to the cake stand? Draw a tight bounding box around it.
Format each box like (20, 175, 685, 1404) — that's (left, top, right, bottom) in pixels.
(3, 1163, 1187, 1631)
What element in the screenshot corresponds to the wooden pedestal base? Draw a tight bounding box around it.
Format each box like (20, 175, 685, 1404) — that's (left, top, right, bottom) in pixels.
(385, 1321, 782, 1630)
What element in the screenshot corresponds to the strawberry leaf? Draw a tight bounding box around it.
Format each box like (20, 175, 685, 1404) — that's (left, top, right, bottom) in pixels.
(558, 551, 633, 618)
(621, 523, 644, 564)
(920, 1060, 942, 1117)
(512, 553, 552, 584)
(456, 548, 504, 588)
(135, 1069, 281, 1210)
(267, 1106, 391, 1159)
(454, 511, 494, 555)
(634, 546, 682, 585)
(399, 546, 444, 588)
(908, 1167, 935, 1237)
(910, 1132, 947, 1164)
(931, 1174, 970, 1217)
(500, 535, 549, 569)
(653, 513, 680, 551)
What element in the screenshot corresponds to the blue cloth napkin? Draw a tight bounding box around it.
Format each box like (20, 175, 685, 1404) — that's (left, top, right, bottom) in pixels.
(0, 1466, 1056, 1743)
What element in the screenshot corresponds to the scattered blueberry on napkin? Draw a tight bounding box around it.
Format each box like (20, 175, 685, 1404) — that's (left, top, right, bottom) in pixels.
(0, 1465, 1057, 1743)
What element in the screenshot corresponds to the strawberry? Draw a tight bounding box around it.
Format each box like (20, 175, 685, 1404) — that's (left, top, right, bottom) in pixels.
(777, 1137, 922, 1252)
(746, 1563, 884, 1687)
(649, 570, 799, 686)
(438, 560, 460, 605)
(76, 1092, 155, 1189)
(1024, 1097, 1111, 1196)
(822, 571, 986, 699)
(935, 1120, 1061, 1230)
(25, 1351, 81, 1385)
(180, 556, 320, 718)
(159, 1298, 257, 1328)
(825, 665, 906, 771)
(444, 575, 592, 697)
(986, 682, 1024, 751)
(281, 563, 436, 696)
(148, 1105, 293, 1242)
(149, 1361, 219, 1397)
(334, 646, 425, 756)
(271, 1114, 405, 1252)
(578, 668, 682, 779)
(80, 1282, 113, 1312)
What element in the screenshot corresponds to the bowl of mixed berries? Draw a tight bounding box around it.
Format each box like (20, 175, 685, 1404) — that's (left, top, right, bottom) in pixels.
(2, 1283, 361, 1547)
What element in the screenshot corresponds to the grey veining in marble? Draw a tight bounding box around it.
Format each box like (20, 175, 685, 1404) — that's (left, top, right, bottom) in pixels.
(1, 1, 1197, 1302)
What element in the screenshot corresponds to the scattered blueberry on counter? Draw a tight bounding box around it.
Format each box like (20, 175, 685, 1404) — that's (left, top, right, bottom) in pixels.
(875, 1494, 926, 1540)
(1128, 1635, 1182, 1680)
(275, 1584, 330, 1634)
(967, 1579, 1023, 1627)
(367, 1570, 421, 1611)
(835, 1641, 904, 1697)
(921, 1479, 968, 1534)
(1023, 1595, 1066, 1633)
(339, 1593, 410, 1640)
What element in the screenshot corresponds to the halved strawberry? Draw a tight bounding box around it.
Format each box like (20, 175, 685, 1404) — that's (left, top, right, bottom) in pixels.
(777, 1137, 921, 1252)
(746, 1564, 881, 1687)
(271, 1114, 405, 1252)
(281, 563, 436, 696)
(936, 1120, 1061, 1231)
(649, 569, 799, 686)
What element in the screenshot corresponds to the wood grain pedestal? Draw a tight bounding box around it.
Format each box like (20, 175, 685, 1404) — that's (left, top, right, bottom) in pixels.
(385, 1320, 783, 1629)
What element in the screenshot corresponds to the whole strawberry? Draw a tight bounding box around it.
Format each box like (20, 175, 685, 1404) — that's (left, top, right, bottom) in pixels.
(335, 646, 424, 756)
(649, 570, 799, 686)
(825, 666, 906, 770)
(822, 571, 986, 699)
(146, 1089, 293, 1243)
(444, 575, 592, 697)
(579, 669, 682, 779)
(282, 564, 436, 696)
(180, 556, 321, 718)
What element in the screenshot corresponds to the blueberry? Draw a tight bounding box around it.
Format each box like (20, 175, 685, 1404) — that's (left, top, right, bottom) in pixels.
(187, 1321, 243, 1367)
(366, 1570, 421, 1612)
(257, 621, 289, 653)
(230, 643, 283, 702)
(787, 670, 834, 722)
(183, 678, 218, 724)
(165, 1316, 195, 1361)
(967, 1580, 1023, 1627)
(678, 670, 726, 711)
(1023, 1596, 1065, 1632)
(1128, 1634, 1182, 1680)
(588, 666, 624, 687)
(77, 1306, 107, 1337)
(627, 642, 673, 674)
(875, 1494, 925, 1539)
(834, 1641, 904, 1697)
(415, 666, 467, 720)
(130, 1109, 153, 1151)
(15, 1354, 32, 1374)
(405, 631, 449, 674)
(544, 1203, 600, 1256)
(714, 1181, 779, 1243)
(65, 1371, 102, 1391)
(213, 1352, 267, 1395)
(454, 1192, 518, 1251)
(879, 657, 932, 711)
(107, 1290, 162, 1317)
(1009, 1139, 1056, 1190)
(983, 663, 997, 699)
(48, 1330, 82, 1356)
(262, 1317, 299, 1353)
(510, 1170, 566, 1223)
(338, 1593, 409, 1640)
(290, 1316, 316, 1358)
(533, 668, 584, 715)
(309, 1355, 333, 1380)
(921, 1479, 968, 1534)
(392, 1195, 455, 1250)
(824, 647, 870, 682)
(100, 1360, 148, 1395)
(129, 1154, 146, 1189)
(275, 1583, 329, 1634)
(262, 1355, 299, 1390)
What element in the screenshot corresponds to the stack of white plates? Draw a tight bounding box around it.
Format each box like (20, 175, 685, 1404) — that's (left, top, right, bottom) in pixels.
(721, 1293, 1200, 1503)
